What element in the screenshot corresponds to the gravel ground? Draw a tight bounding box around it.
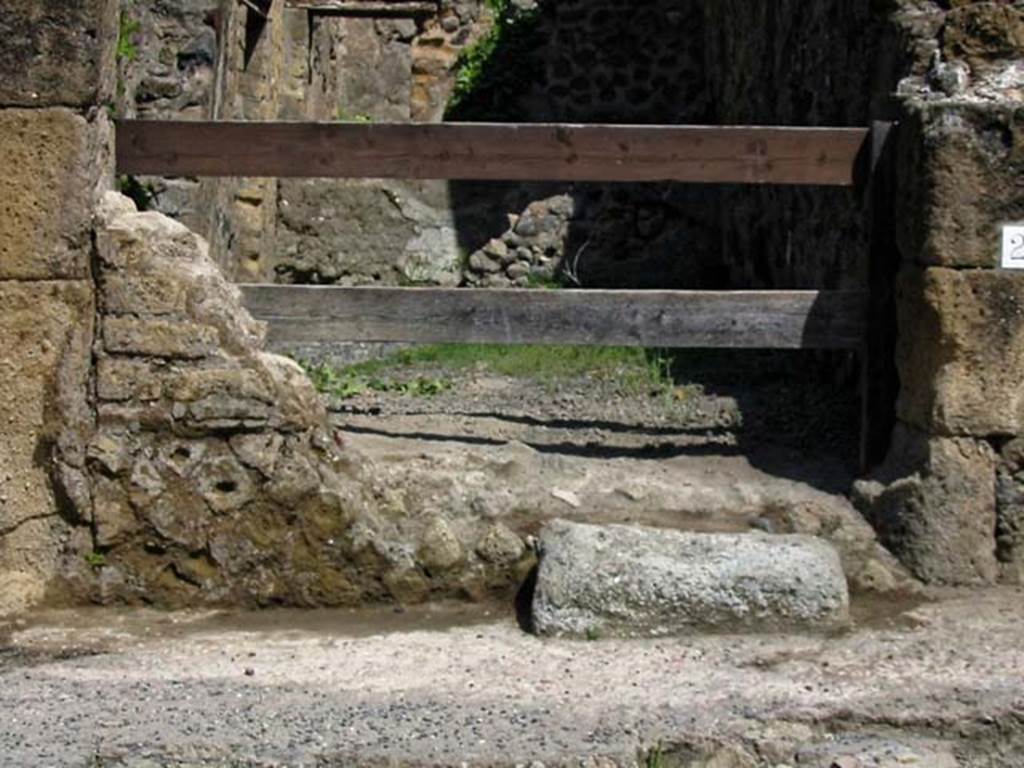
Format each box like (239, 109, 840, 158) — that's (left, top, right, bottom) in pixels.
(2, 589, 1023, 767)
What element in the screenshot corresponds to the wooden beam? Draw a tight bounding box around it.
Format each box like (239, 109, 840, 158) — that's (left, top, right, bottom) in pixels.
(116, 121, 869, 186)
(239, 286, 868, 349)
(286, 0, 437, 14)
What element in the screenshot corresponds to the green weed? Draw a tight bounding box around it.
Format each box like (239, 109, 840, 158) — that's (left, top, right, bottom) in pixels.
(525, 273, 562, 290)
(645, 741, 667, 768)
(301, 360, 452, 400)
(84, 552, 107, 570)
(117, 8, 141, 63)
(335, 108, 373, 124)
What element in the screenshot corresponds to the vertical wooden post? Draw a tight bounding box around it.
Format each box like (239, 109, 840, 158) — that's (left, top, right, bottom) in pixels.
(860, 120, 899, 472)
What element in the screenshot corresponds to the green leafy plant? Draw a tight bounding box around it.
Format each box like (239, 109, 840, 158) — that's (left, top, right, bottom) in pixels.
(301, 360, 452, 401)
(117, 9, 141, 63)
(84, 552, 107, 570)
(525, 273, 562, 290)
(336, 108, 373, 124)
(445, 0, 543, 121)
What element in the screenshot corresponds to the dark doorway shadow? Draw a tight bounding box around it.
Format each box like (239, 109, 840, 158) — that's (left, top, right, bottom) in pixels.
(514, 564, 539, 633)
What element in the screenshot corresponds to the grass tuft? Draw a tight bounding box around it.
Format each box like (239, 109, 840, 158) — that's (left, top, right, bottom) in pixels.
(300, 345, 678, 400)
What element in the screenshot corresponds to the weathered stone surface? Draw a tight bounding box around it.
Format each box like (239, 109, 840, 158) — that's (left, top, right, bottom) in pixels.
(475, 523, 525, 565)
(274, 179, 462, 287)
(531, 520, 849, 638)
(854, 423, 999, 586)
(338, 17, 413, 122)
(943, 4, 1024, 70)
(229, 432, 284, 478)
(68, 197, 358, 605)
(0, 280, 94, 616)
(0, 0, 117, 107)
(996, 437, 1024, 584)
(896, 101, 1024, 269)
(418, 519, 465, 573)
(896, 266, 1024, 437)
(101, 272, 191, 316)
(96, 359, 164, 403)
(0, 109, 96, 280)
(103, 318, 219, 360)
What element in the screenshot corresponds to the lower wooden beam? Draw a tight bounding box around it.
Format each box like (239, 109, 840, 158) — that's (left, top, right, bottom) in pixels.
(239, 286, 867, 349)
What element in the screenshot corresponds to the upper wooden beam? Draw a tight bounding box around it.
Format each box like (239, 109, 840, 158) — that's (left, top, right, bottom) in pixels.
(240, 286, 868, 349)
(116, 121, 870, 186)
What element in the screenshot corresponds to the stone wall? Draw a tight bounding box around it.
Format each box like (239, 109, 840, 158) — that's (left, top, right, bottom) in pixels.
(858, 96, 1024, 586)
(67, 193, 534, 607)
(853, 3, 1024, 586)
(0, 0, 117, 615)
(267, 1, 491, 288)
(454, 0, 721, 291)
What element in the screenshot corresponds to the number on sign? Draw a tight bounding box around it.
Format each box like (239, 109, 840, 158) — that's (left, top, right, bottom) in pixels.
(1013, 234, 1024, 262)
(1003, 225, 1024, 269)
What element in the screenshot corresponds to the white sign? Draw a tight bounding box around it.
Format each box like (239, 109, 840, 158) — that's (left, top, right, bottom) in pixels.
(1003, 224, 1024, 269)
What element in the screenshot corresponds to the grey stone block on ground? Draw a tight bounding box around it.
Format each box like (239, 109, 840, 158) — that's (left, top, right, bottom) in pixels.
(532, 520, 850, 638)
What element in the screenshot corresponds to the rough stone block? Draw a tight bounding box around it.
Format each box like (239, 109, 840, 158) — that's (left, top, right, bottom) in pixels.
(0, 0, 117, 107)
(97, 200, 268, 355)
(91, 475, 137, 548)
(0, 280, 94, 615)
(168, 369, 274, 404)
(168, 369, 277, 431)
(0, 109, 97, 279)
(103, 317, 219, 360)
(531, 520, 849, 638)
(96, 358, 165, 402)
(101, 272, 190, 316)
(854, 423, 998, 586)
(897, 101, 1024, 268)
(896, 266, 1024, 437)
